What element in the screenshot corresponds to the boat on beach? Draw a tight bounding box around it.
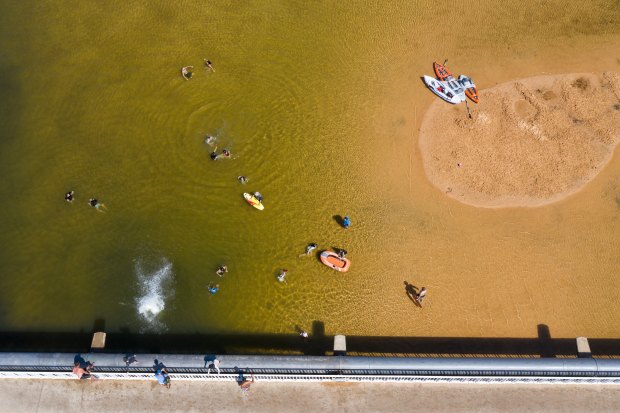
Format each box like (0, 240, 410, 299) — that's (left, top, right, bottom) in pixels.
(433, 61, 453, 80)
(320, 251, 351, 272)
(422, 75, 466, 104)
(458, 75, 479, 103)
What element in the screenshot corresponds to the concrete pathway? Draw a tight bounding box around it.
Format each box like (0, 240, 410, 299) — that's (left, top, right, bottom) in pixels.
(1, 379, 619, 413)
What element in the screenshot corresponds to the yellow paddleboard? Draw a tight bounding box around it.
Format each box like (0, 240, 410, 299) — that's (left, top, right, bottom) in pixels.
(243, 193, 264, 210)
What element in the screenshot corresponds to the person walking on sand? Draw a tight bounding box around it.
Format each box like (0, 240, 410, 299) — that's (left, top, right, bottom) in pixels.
(181, 66, 194, 80)
(416, 287, 427, 305)
(204, 59, 215, 72)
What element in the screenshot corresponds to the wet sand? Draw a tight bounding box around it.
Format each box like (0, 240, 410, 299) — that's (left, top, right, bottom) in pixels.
(419, 72, 620, 208)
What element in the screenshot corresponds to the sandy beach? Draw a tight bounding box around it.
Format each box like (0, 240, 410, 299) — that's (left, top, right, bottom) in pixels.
(419, 72, 620, 208)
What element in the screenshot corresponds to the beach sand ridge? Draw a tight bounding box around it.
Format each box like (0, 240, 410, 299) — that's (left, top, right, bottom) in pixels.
(419, 72, 620, 207)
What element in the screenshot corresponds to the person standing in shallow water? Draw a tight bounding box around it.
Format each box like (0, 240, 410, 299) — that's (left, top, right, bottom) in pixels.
(342, 215, 351, 229)
(416, 287, 427, 306)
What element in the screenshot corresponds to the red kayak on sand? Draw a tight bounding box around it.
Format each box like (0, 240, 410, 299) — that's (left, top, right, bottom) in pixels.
(320, 251, 351, 272)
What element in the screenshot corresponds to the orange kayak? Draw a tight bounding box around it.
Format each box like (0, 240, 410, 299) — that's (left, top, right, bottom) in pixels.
(459, 75, 479, 104)
(320, 251, 351, 273)
(433, 61, 452, 80)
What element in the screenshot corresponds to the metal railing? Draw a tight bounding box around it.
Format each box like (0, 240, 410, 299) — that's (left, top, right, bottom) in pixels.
(2, 352, 620, 383)
(0, 371, 620, 384)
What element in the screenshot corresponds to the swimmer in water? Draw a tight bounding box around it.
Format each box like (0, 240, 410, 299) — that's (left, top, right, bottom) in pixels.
(222, 149, 231, 158)
(204, 59, 215, 72)
(208, 283, 219, 294)
(254, 192, 263, 203)
(338, 249, 347, 259)
(181, 66, 194, 80)
(65, 190, 74, 203)
(205, 135, 216, 146)
(210, 146, 219, 160)
(237, 176, 248, 184)
(277, 269, 288, 283)
(216, 265, 228, 277)
(88, 198, 106, 211)
(305, 243, 318, 255)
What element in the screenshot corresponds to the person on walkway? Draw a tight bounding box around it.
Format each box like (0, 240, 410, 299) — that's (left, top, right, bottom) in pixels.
(181, 66, 193, 80)
(416, 287, 427, 305)
(299, 330, 309, 340)
(208, 283, 219, 295)
(207, 358, 221, 374)
(72, 362, 91, 379)
(342, 215, 351, 229)
(154, 367, 171, 388)
(216, 265, 228, 277)
(65, 190, 74, 203)
(239, 374, 254, 391)
(204, 59, 215, 72)
(277, 269, 288, 283)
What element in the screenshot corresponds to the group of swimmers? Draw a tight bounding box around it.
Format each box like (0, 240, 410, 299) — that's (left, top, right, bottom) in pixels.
(65, 190, 106, 211)
(181, 59, 215, 80)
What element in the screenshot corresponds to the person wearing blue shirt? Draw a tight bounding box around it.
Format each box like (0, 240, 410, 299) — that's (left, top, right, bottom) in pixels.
(154, 368, 171, 388)
(343, 215, 351, 229)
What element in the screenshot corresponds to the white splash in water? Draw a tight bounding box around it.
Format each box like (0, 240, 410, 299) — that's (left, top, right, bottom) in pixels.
(135, 258, 173, 329)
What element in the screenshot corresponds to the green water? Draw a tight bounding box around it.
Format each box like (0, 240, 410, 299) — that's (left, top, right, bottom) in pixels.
(0, 1, 619, 343)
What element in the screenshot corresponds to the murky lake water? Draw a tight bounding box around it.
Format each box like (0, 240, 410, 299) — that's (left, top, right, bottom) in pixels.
(0, 1, 618, 346)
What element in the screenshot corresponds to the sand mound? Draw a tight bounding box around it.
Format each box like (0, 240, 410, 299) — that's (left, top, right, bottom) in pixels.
(419, 72, 620, 207)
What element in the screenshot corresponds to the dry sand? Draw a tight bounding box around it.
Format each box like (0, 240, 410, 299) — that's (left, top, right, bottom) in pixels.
(419, 72, 620, 208)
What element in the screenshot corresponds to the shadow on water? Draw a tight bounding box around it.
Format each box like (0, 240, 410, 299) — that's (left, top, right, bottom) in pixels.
(1, 323, 620, 357)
